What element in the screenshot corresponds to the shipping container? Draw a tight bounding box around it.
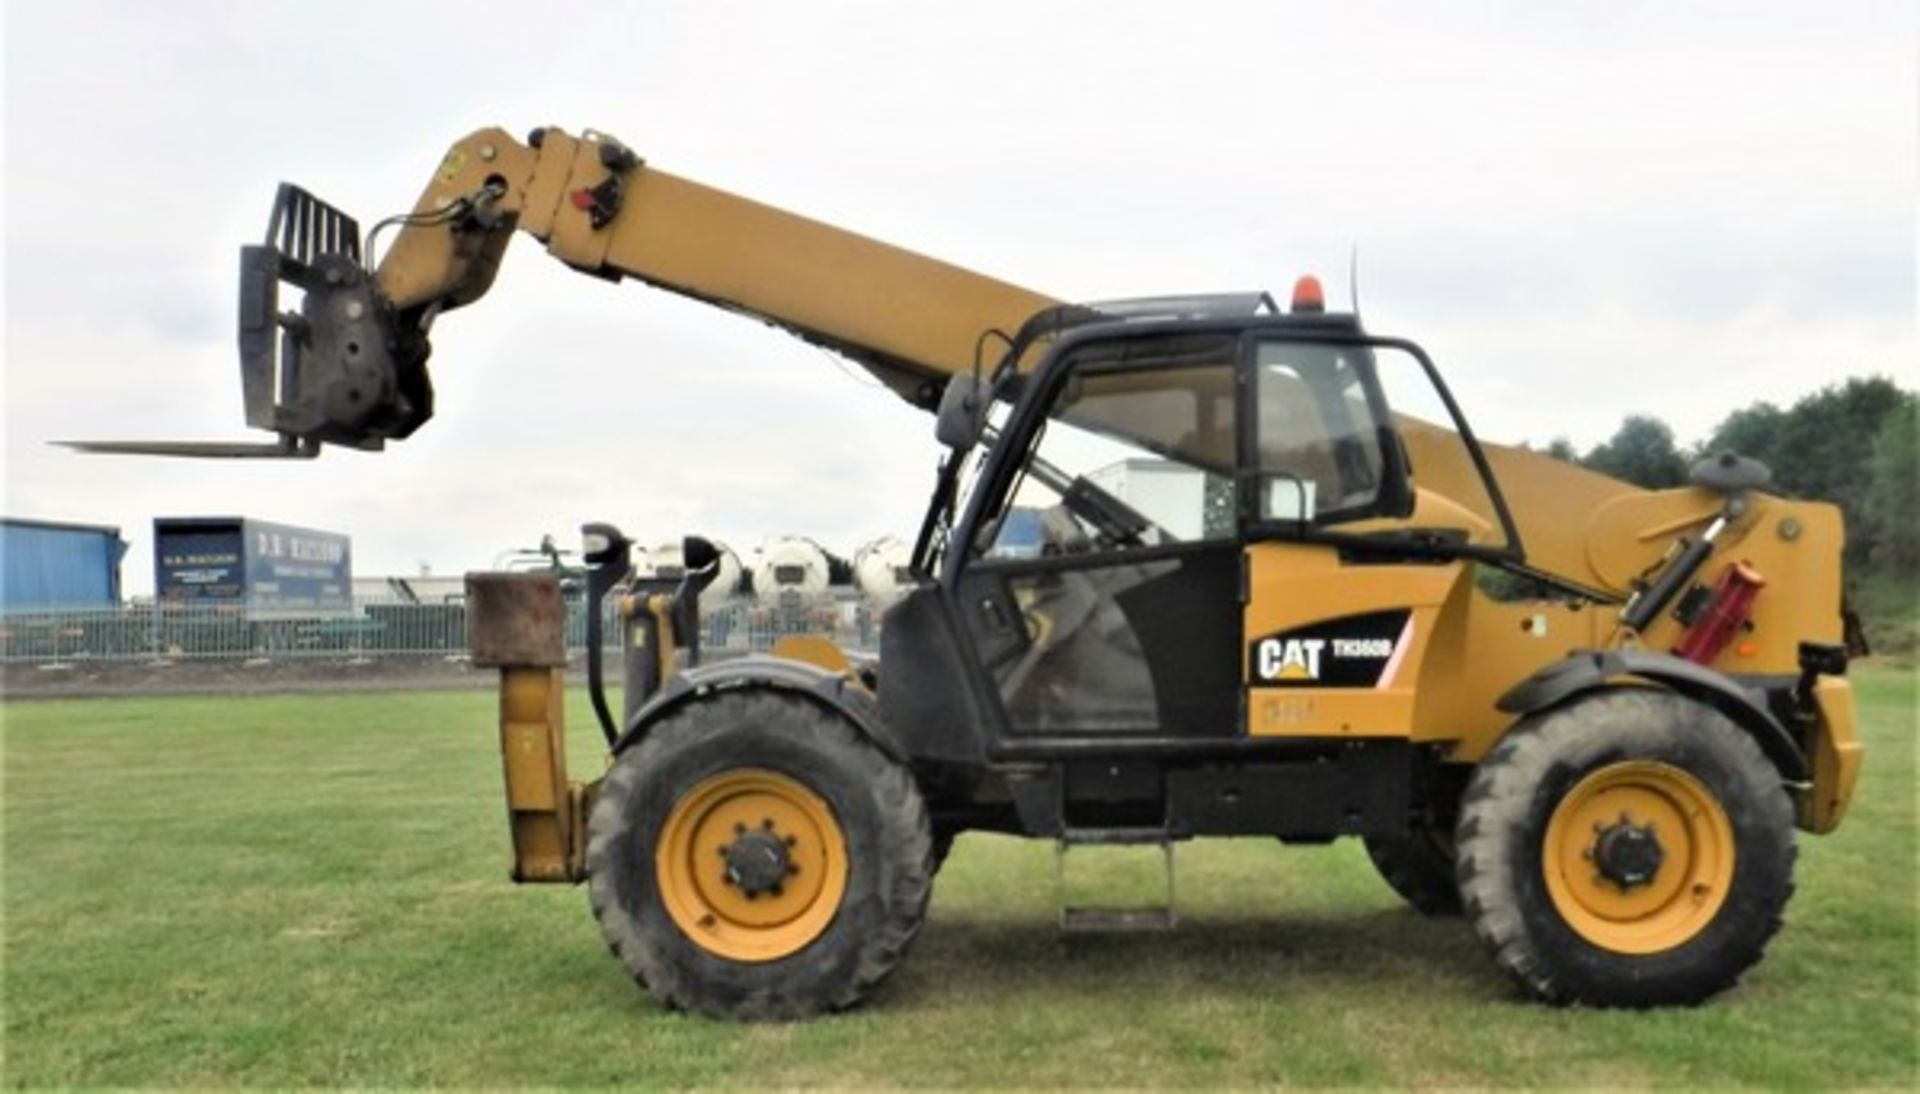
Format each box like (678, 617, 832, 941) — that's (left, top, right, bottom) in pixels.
(154, 517, 352, 618)
(0, 518, 128, 609)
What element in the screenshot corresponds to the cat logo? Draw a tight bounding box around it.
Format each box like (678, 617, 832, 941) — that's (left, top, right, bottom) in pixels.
(1248, 609, 1413, 689)
(1256, 637, 1325, 681)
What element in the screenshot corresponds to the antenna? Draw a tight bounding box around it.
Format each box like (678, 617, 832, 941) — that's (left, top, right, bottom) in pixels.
(1348, 243, 1362, 318)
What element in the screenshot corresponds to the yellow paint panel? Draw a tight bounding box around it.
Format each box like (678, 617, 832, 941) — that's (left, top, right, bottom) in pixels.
(646, 594, 678, 686)
(1242, 543, 1460, 639)
(1518, 491, 1848, 676)
(1343, 487, 1496, 546)
(1242, 543, 1460, 738)
(516, 129, 585, 240)
(1249, 689, 1415, 737)
(544, 135, 622, 271)
(1801, 677, 1863, 832)
(599, 168, 1054, 383)
(771, 634, 853, 675)
(503, 722, 559, 810)
(1398, 420, 1638, 581)
(1583, 491, 1722, 592)
(1414, 581, 1611, 758)
(496, 665, 578, 882)
(376, 127, 535, 311)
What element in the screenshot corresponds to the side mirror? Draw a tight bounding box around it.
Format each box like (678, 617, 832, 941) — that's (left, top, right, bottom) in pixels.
(935, 374, 987, 451)
(681, 535, 722, 594)
(1259, 474, 1317, 523)
(581, 522, 632, 572)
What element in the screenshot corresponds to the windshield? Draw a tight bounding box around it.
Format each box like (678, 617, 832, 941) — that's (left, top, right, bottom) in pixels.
(968, 333, 1239, 559)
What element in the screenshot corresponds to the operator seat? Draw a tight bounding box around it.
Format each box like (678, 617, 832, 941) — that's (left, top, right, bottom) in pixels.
(1001, 504, 1159, 733)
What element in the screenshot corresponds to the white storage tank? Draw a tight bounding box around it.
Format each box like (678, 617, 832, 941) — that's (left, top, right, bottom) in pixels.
(851, 536, 915, 604)
(645, 539, 744, 600)
(751, 536, 842, 600)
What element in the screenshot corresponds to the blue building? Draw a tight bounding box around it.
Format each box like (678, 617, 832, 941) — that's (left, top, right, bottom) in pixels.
(988, 507, 1048, 559)
(0, 518, 128, 609)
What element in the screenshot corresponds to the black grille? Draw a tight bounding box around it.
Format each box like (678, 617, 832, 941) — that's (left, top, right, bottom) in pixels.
(264, 183, 361, 268)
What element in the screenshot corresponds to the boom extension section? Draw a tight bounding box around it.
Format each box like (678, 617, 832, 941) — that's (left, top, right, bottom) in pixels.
(71, 126, 1056, 458)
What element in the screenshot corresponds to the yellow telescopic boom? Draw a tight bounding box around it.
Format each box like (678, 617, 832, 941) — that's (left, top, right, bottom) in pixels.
(381, 126, 1057, 407)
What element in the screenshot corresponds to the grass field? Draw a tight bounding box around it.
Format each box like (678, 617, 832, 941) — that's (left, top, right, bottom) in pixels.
(4, 669, 1915, 1088)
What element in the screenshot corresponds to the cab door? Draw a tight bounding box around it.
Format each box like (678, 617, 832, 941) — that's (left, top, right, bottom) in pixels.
(951, 332, 1245, 739)
(1237, 337, 1496, 739)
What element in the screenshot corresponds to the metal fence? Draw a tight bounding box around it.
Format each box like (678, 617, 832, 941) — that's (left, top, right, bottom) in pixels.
(0, 593, 885, 665)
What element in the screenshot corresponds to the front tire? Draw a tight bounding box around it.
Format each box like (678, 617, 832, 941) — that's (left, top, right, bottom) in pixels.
(1456, 689, 1795, 1007)
(585, 690, 932, 1020)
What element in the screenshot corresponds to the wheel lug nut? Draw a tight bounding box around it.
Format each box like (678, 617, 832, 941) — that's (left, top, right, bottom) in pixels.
(761, 818, 775, 831)
(733, 822, 747, 835)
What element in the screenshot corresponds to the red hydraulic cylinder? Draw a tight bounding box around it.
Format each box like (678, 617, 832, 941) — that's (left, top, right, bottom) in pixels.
(1674, 561, 1766, 666)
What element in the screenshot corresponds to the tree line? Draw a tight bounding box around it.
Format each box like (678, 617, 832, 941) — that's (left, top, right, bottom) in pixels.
(1537, 376, 1916, 574)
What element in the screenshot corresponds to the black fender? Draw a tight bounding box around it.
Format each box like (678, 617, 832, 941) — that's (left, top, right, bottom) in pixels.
(1496, 649, 1808, 783)
(611, 655, 901, 762)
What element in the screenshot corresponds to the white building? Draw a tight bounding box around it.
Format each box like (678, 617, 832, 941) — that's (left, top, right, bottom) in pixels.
(1087, 458, 1208, 540)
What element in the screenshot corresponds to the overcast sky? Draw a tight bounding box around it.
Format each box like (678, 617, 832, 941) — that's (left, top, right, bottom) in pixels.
(3, 1, 1914, 595)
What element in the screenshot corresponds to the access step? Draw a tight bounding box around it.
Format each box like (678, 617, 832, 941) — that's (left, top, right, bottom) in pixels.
(1054, 831, 1177, 932)
(1058, 826, 1173, 846)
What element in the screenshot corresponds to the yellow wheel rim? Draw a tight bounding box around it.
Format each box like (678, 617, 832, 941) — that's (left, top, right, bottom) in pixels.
(1543, 761, 1735, 955)
(656, 768, 848, 963)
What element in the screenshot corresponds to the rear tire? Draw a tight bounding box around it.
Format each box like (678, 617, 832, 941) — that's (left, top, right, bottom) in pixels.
(1364, 823, 1462, 916)
(1456, 688, 1795, 1007)
(586, 690, 932, 1020)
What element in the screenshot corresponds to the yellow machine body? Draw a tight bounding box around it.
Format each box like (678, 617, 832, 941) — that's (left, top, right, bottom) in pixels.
(100, 120, 1871, 1015)
(392, 128, 1857, 881)
(1242, 489, 1849, 756)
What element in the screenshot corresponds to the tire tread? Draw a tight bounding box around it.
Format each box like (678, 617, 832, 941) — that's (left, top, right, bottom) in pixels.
(585, 690, 932, 1020)
(1455, 688, 1796, 1007)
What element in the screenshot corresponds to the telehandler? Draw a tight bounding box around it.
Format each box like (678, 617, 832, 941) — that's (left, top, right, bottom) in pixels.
(80, 125, 1862, 1019)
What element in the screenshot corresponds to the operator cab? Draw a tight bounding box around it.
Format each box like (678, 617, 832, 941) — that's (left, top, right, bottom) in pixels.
(919, 281, 1518, 575)
(886, 283, 1521, 758)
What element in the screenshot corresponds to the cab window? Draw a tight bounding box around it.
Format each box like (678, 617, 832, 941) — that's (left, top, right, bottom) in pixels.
(1251, 341, 1394, 525)
(977, 334, 1238, 557)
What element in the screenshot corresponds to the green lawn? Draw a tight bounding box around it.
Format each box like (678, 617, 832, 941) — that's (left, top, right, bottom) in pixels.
(4, 669, 1914, 1088)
